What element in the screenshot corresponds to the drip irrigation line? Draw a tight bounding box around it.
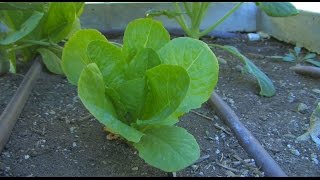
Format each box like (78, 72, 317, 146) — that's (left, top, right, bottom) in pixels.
(209, 91, 287, 177)
(0, 57, 43, 153)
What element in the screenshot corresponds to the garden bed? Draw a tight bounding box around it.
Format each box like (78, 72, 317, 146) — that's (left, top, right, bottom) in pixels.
(0, 35, 319, 177)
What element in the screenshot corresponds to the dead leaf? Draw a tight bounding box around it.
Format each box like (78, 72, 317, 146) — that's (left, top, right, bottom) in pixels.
(104, 127, 120, 140)
(106, 133, 120, 140)
(296, 102, 320, 147)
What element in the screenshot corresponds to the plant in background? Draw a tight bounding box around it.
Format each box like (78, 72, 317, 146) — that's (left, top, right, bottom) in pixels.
(0, 48, 9, 75)
(0, 2, 84, 74)
(269, 46, 320, 67)
(61, 18, 219, 172)
(146, 2, 299, 97)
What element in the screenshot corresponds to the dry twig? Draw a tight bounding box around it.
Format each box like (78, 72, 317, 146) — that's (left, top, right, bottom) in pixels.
(191, 110, 232, 135)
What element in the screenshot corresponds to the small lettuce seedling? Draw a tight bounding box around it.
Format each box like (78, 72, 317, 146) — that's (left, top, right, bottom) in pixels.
(0, 2, 84, 74)
(146, 2, 299, 97)
(61, 18, 219, 172)
(269, 46, 320, 67)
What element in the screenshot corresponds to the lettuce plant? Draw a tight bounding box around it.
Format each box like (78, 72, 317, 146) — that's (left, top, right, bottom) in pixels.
(146, 2, 299, 97)
(269, 46, 320, 67)
(61, 18, 219, 172)
(0, 2, 84, 74)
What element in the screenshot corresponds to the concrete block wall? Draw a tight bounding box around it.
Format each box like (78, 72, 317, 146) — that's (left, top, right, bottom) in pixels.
(80, 2, 258, 33)
(257, 10, 320, 54)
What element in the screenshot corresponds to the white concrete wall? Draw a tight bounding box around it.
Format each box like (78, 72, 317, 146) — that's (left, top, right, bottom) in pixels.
(80, 2, 257, 33)
(257, 10, 320, 54)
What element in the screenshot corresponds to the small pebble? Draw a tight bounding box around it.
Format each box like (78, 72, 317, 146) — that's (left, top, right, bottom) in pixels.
(24, 155, 30, 160)
(311, 153, 317, 159)
(215, 149, 220, 154)
(290, 149, 300, 156)
(297, 103, 309, 114)
(131, 167, 139, 171)
(72, 142, 77, 147)
(235, 65, 243, 72)
(287, 92, 295, 103)
(191, 165, 199, 171)
(260, 116, 268, 121)
(311, 153, 318, 164)
(199, 172, 204, 176)
(227, 98, 235, 105)
(3, 152, 10, 158)
(70, 127, 76, 134)
(218, 57, 227, 64)
(311, 158, 319, 165)
(73, 96, 79, 103)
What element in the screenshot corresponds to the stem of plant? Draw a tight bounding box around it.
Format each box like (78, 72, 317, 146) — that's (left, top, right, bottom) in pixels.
(7, 43, 35, 52)
(21, 39, 63, 51)
(173, 3, 190, 35)
(190, 3, 210, 38)
(199, 2, 243, 38)
(209, 43, 246, 64)
(183, 2, 192, 17)
(21, 39, 50, 46)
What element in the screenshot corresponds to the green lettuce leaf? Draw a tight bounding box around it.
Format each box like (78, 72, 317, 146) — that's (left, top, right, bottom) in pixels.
(42, 2, 76, 43)
(122, 18, 170, 61)
(73, 2, 85, 17)
(126, 48, 161, 80)
(0, 11, 44, 45)
(62, 29, 107, 85)
(66, 17, 81, 40)
(256, 2, 299, 17)
(134, 126, 200, 172)
(0, 2, 48, 12)
(87, 40, 126, 87)
(114, 78, 146, 123)
(78, 63, 144, 143)
(158, 37, 219, 116)
(37, 48, 63, 74)
(223, 45, 275, 97)
(136, 64, 190, 127)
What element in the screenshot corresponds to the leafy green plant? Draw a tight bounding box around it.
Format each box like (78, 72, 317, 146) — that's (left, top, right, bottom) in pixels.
(269, 46, 320, 67)
(0, 47, 9, 75)
(61, 18, 219, 172)
(146, 2, 299, 97)
(0, 2, 84, 74)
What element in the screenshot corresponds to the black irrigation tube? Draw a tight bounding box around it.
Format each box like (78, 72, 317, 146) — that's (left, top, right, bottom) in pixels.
(0, 57, 43, 154)
(290, 65, 320, 78)
(209, 92, 287, 177)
